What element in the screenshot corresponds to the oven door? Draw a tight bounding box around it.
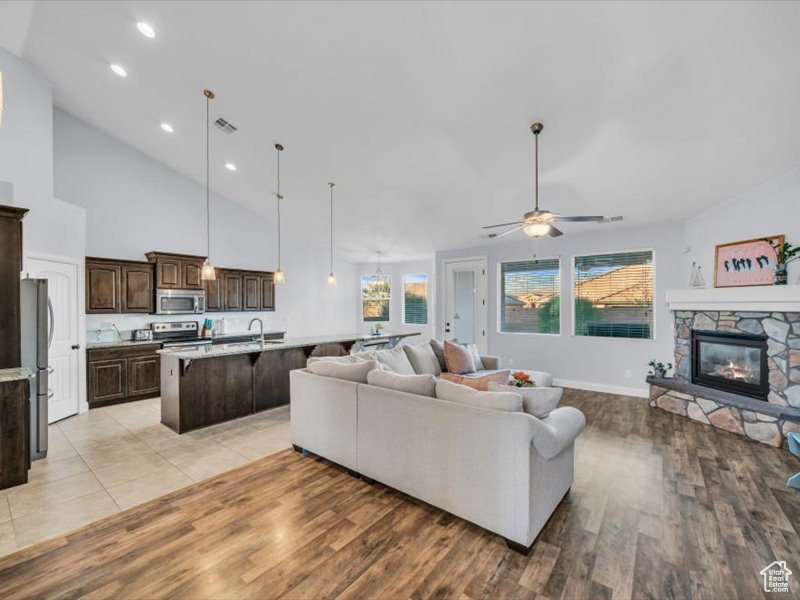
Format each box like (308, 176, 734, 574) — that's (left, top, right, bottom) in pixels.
(156, 290, 205, 314)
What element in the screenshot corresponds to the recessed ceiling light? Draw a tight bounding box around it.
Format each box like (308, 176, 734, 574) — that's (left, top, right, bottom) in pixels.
(160, 123, 174, 133)
(225, 163, 237, 171)
(136, 22, 156, 39)
(110, 64, 127, 78)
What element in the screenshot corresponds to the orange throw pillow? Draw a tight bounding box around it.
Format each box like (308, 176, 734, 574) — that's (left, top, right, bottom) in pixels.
(440, 370, 511, 392)
(443, 340, 476, 374)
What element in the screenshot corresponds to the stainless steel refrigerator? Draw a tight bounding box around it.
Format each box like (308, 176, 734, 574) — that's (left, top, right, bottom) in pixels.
(20, 278, 52, 460)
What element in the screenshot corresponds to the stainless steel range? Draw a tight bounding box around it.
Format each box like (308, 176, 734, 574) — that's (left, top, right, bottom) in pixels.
(152, 321, 212, 351)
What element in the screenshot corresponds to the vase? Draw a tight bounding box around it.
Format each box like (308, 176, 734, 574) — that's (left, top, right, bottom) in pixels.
(774, 263, 788, 286)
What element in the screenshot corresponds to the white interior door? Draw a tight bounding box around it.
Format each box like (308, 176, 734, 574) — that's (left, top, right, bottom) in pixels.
(25, 257, 80, 423)
(444, 258, 488, 354)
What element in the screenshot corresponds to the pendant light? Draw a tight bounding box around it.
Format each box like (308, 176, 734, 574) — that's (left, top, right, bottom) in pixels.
(273, 143, 285, 284)
(200, 89, 216, 281)
(327, 182, 337, 286)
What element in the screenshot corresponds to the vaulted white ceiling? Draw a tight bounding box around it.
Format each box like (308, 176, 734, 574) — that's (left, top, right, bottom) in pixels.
(3, 1, 800, 261)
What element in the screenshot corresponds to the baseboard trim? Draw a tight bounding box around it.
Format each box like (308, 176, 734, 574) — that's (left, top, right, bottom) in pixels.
(553, 378, 649, 399)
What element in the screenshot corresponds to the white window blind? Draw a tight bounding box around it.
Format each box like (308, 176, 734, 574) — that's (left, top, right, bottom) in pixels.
(500, 258, 560, 334)
(403, 274, 428, 325)
(573, 250, 653, 339)
(362, 275, 391, 322)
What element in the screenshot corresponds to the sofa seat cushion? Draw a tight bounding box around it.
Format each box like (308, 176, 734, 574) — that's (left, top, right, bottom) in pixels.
(367, 370, 437, 397)
(489, 382, 562, 418)
(373, 346, 416, 375)
(440, 370, 510, 392)
(307, 360, 378, 383)
(402, 342, 442, 376)
(435, 378, 522, 412)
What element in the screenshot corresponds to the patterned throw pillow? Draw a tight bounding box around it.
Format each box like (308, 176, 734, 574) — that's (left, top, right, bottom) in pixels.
(440, 370, 510, 391)
(443, 340, 476, 375)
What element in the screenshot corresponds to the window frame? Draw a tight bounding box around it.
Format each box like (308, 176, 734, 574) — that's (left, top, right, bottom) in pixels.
(361, 273, 392, 323)
(570, 248, 656, 342)
(496, 256, 562, 337)
(402, 273, 429, 325)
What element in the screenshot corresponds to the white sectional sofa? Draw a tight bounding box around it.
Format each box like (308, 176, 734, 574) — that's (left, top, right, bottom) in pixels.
(289, 363, 585, 553)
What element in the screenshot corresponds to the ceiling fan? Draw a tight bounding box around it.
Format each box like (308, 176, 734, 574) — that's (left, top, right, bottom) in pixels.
(482, 122, 622, 239)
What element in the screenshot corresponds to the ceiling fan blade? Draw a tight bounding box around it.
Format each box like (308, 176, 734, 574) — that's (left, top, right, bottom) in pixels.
(603, 216, 623, 223)
(487, 225, 523, 239)
(548, 226, 564, 237)
(482, 221, 524, 229)
(553, 215, 606, 222)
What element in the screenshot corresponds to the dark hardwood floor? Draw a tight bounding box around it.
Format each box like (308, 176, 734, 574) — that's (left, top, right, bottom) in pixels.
(0, 389, 798, 599)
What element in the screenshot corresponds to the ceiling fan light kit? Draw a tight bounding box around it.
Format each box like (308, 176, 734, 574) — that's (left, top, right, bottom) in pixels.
(482, 121, 622, 240)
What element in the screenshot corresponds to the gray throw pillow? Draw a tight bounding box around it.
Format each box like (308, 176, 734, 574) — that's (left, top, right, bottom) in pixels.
(429, 339, 448, 372)
(402, 343, 442, 375)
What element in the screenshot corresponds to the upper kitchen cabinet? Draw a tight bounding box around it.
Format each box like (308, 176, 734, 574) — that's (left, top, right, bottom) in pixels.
(86, 259, 122, 314)
(223, 270, 243, 311)
(204, 274, 224, 312)
(145, 252, 206, 290)
(242, 273, 260, 311)
(0, 205, 29, 369)
(259, 273, 275, 311)
(86, 259, 154, 314)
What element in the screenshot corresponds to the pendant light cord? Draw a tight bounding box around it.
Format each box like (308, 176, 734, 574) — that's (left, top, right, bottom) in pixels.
(276, 146, 282, 270)
(534, 130, 539, 211)
(329, 182, 335, 273)
(206, 93, 211, 261)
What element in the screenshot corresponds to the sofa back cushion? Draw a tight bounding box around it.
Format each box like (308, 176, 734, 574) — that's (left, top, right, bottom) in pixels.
(443, 340, 476, 374)
(435, 378, 522, 412)
(402, 342, 442, 376)
(307, 360, 378, 383)
(307, 351, 375, 367)
(488, 383, 563, 418)
(461, 343, 485, 370)
(374, 346, 416, 375)
(441, 370, 510, 391)
(366, 370, 437, 397)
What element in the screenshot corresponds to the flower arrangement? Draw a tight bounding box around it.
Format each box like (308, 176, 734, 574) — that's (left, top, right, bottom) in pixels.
(510, 371, 535, 388)
(765, 238, 800, 285)
(647, 360, 673, 378)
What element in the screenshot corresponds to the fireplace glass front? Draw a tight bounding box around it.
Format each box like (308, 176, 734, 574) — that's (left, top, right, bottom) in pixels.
(691, 330, 768, 399)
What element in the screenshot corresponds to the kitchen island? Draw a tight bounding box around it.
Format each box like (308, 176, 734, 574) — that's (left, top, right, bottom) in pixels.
(159, 332, 420, 433)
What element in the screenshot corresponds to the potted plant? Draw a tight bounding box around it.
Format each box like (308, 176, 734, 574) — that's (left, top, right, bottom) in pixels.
(765, 239, 800, 285)
(647, 360, 673, 379)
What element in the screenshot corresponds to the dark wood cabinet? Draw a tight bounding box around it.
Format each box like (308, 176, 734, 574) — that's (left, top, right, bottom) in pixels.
(242, 273, 260, 311)
(86, 260, 122, 314)
(88, 344, 162, 407)
(128, 355, 160, 397)
(223, 271, 243, 311)
(145, 252, 206, 290)
(0, 378, 30, 490)
(259, 273, 275, 311)
(121, 263, 154, 313)
(88, 359, 127, 403)
(204, 276, 224, 312)
(0, 205, 28, 369)
(181, 260, 203, 289)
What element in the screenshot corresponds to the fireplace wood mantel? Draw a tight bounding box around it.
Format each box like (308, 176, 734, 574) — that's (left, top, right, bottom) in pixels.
(665, 286, 800, 312)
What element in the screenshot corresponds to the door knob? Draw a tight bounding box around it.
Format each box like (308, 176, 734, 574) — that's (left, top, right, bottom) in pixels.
(71, 344, 81, 350)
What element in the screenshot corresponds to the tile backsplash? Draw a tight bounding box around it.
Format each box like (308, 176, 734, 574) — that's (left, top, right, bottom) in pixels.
(86, 312, 287, 341)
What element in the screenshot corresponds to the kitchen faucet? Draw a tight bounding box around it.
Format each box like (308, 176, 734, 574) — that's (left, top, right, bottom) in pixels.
(248, 318, 264, 350)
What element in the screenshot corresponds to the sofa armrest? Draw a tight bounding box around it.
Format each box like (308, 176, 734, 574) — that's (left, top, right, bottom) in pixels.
(529, 407, 586, 459)
(480, 354, 501, 370)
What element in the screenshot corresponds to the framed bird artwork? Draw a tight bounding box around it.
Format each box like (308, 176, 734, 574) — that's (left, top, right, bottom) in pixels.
(713, 235, 783, 287)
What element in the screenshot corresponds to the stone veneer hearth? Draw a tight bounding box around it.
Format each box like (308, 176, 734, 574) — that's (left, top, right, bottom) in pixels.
(649, 310, 800, 447)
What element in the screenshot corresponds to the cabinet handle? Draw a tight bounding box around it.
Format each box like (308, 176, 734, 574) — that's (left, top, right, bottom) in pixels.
(71, 344, 81, 350)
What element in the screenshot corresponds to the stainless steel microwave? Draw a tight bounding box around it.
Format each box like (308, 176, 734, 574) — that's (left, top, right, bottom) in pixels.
(155, 289, 206, 315)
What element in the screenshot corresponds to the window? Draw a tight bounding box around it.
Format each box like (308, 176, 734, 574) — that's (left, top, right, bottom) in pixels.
(403, 274, 429, 324)
(499, 258, 560, 334)
(362, 275, 391, 322)
(573, 250, 654, 339)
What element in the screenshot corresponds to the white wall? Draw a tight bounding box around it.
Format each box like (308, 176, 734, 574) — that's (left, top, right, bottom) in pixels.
(436, 222, 686, 397)
(356, 258, 436, 344)
(685, 165, 800, 284)
(53, 108, 359, 338)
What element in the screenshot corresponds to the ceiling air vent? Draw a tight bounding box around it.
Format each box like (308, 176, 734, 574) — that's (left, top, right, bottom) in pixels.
(213, 117, 237, 134)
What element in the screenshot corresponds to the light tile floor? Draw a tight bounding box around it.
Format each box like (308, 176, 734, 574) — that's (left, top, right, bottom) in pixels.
(0, 398, 291, 558)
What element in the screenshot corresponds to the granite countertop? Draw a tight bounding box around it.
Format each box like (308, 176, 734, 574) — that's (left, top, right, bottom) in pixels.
(86, 330, 286, 350)
(0, 367, 34, 383)
(159, 332, 420, 360)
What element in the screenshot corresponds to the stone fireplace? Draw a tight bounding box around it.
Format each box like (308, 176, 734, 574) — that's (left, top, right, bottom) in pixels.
(648, 288, 800, 447)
